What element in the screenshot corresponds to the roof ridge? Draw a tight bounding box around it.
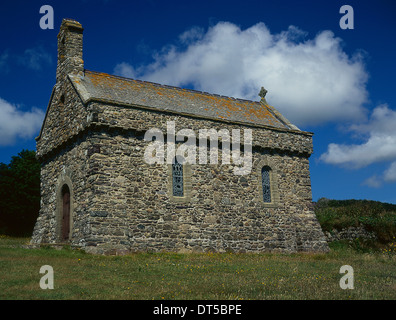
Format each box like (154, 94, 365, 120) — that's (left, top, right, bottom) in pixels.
(84, 69, 260, 104)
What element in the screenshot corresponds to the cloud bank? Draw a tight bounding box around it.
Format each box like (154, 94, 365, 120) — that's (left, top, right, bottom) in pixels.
(114, 22, 369, 127)
(320, 104, 396, 186)
(0, 97, 44, 146)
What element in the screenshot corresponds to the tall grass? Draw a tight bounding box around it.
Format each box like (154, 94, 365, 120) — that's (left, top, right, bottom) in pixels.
(1, 237, 395, 300)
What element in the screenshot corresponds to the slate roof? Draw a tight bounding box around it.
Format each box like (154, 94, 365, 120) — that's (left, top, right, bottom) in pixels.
(69, 70, 300, 131)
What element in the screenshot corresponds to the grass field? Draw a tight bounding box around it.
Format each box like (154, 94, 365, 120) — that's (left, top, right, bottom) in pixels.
(1, 236, 395, 300)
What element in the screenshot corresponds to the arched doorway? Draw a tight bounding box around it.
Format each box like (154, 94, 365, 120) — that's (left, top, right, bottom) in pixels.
(61, 184, 70, 242)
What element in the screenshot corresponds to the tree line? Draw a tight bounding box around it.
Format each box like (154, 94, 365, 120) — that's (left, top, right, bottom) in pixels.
(0, 150, 40, 236)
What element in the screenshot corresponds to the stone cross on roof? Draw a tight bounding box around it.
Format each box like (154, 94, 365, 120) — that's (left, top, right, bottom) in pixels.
(259, 87, 268, 103)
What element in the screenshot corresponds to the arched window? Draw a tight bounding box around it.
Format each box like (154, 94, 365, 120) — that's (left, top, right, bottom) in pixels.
(61, 184, 70, 241)
(261, 166, 271, 203)
(172, 157, 184, 197)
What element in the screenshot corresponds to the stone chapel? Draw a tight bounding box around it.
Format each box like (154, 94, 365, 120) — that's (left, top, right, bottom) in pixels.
(31, 19, 329, 254)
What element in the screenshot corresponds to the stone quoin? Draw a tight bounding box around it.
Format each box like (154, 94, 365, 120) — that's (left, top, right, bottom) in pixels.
(30, 19, 329, 254)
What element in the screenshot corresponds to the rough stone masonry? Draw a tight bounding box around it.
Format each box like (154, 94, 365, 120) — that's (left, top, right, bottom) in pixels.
(30, 19, 329, 255)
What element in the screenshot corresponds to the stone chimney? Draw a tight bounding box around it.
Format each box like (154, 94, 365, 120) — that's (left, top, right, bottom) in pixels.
(56, 19, 84, 82)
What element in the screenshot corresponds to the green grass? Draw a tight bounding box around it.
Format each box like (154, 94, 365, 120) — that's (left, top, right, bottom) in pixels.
(2, 199, 396, 300)
(1, 236, 395, 300)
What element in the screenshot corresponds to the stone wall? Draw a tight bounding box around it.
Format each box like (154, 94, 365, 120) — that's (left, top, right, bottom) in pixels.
(80, 123, 327, 254)
(92, 101, 314, 156)
(31, 138, 91, 245)
(32, 91, 329, 254)
(36, 77, 89, 159)
(324, 227, 377, 242)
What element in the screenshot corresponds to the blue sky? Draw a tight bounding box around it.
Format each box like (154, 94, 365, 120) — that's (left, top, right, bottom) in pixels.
(0, 0, 395, 203)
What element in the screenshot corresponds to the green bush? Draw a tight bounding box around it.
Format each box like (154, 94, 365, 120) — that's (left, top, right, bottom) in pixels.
(315, 198, 396, 245)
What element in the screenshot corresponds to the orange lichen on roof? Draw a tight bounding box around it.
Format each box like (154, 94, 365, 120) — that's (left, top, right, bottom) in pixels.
(78, 70, 289, 129)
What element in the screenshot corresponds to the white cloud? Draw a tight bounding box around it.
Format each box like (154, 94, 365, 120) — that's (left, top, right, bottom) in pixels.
(114, 62, 136, 79)
(362, 175, 382, 188)
(18, 47, 52, 70)
(0, 97, 45, 146)
(384, 161, 396, 183)
(320, 104, 396, 167)
(321, 104, 396, 187)
(114, 22, 369, 127)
